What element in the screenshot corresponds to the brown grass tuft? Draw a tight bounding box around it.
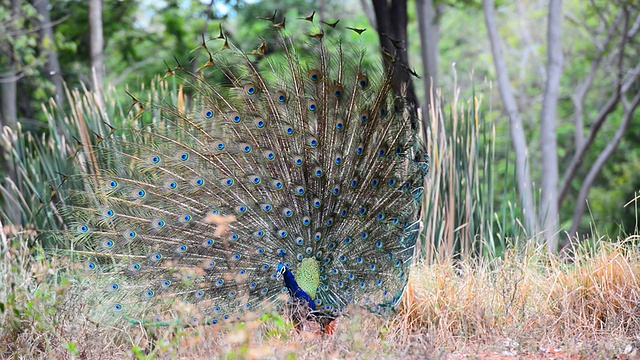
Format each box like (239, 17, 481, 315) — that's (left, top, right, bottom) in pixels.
(402, 240, 640, 357)
(551, 240, 640, 338)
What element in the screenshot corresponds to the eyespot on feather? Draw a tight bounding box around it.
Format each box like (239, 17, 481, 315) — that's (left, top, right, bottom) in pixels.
(308, 69, 321, 82)
(360, 111, 369, 124)
(276, 91, 287, 104)
(243, 83, 258, 96)
(254, 117, 266, 128)
(229, 112, 242, 123)
(307, 100, 318, 112)
(331, 84, 344, 99)
(357, 74, 369, 89)
(202, 108, 215, 119)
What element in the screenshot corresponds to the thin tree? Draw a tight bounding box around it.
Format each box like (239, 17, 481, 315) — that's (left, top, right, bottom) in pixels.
(482, 0, 539, 239)
(89, 0, 105, 110)
(1, 0, 24, 226)
(415, 0, 443, 125)
(539, 0, 563, 252)
(34, 0, 65, 108)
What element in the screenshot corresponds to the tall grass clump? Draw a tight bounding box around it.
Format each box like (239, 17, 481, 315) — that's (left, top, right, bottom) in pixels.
(0, 79, 183, 245)
(419, 76, 525, 262)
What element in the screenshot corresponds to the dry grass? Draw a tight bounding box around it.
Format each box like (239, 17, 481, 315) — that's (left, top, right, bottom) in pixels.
(402, 239, 640, 357)
(2, 222, 640, 359)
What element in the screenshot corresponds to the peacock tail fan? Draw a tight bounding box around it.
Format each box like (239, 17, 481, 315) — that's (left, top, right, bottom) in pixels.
(61, 11, 428, 328)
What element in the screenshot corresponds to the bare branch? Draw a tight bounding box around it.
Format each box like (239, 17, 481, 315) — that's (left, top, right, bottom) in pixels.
(568, 88, 640, 238)
(627, 12, 640, 38)
(571, 11, 623, 152)
(517, 2, 545, 80)
(1, 15, 68, 38)
(558, 8, 633, 205)
(558, 65, 637, 204)
(589, 0, 610, 28)
(359, 0, 377, 30)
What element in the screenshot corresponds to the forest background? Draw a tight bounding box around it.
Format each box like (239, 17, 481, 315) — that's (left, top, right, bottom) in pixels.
(1, 0, 640, 358)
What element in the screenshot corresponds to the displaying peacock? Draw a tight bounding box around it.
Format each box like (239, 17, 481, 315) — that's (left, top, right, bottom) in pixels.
(63, 11, 428, 331)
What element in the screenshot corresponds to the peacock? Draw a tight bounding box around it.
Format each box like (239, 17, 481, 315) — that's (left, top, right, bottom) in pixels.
(63, 10, 428, 332)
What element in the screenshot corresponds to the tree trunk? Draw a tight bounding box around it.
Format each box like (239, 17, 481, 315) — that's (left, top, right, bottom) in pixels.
(482, 0, 538, 236)
(34, 0, 65, 108)
(89, 0, 105, 109)
(0, 63, 18, 131)
(1, 0, 23, 226)
(371, 0, 419, 113)
(415, 0, 441, 128)
(539, 0, 563, 253)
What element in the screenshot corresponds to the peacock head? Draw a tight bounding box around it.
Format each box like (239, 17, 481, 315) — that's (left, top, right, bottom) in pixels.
(276, 263, 287, 278)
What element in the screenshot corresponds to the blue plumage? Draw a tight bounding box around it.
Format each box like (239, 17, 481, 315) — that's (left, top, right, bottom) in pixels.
(278, 264, 316, 311)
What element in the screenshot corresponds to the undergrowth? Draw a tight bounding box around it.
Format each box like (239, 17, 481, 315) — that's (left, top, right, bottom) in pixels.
(2, 220, 640, 359)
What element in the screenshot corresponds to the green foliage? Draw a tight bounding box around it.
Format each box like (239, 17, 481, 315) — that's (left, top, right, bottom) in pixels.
(0, 1, 40, 71)
(51, 1, 140, 84)
(589, 154, 640, 236)
(62, 342, 79, 357)
(261, 312, 294, 339)
(0, 228, 67, 357)
(0, 1, 60, 130)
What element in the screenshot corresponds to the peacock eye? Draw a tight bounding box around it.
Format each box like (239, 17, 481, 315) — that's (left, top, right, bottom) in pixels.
(331, 85, 343, 99)
(360, 111, 369, 123)
(357, 74, 369, 89)
(309, 70, 320, 82)
(243, 84, 257, 96)
(202, 109, 214, 119)
(276, 91, 287, 103)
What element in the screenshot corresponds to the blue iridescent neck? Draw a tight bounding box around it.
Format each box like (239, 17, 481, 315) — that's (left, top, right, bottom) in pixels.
(279, 266, 316, 311)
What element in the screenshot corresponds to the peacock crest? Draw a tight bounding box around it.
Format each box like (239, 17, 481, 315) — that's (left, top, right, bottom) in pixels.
(63, 10, 427, 328)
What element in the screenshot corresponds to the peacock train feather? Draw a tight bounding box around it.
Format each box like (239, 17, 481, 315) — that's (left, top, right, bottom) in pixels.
(63, 11, 428, 328)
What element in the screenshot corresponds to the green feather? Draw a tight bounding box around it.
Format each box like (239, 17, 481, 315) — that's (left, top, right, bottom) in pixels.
(295, 258, 320, 300)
